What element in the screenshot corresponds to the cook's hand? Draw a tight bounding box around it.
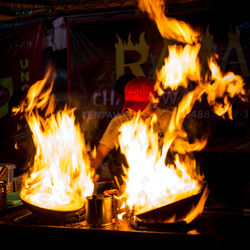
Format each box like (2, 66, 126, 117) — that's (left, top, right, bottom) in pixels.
(92, 172, 100, 183)
(89, 166, 99, 183)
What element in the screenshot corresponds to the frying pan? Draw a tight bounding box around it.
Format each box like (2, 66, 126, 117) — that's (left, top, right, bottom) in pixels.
(136, 185, 208, 223)
(20, 198, 85, 225)
(131, 218, 191, 232)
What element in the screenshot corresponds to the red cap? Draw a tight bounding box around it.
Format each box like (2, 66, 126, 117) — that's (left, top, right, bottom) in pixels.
(122, 76, 155, 112)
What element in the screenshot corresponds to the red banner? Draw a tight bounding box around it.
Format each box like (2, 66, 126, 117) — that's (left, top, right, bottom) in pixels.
(0, 22, 43, 118)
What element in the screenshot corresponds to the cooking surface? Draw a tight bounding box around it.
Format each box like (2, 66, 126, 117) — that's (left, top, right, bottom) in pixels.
(0, 202, 249, 247)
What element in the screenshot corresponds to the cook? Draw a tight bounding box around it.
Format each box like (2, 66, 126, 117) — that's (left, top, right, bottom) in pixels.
(90, 76, 172, 183)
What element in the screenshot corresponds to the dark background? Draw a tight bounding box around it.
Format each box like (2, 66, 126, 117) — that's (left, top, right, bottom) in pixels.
(0, 0, 249, 209)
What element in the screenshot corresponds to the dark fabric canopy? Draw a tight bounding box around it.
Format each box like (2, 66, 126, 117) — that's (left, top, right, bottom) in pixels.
(0, 0, 248, 23)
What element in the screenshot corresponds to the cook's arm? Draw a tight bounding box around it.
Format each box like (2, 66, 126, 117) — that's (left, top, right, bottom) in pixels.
(90, 143, 112, 183)
(91, 143, 112, 170)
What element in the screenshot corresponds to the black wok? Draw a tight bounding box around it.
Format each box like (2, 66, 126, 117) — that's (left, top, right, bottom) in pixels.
(20, 198, 85, 225)
(136, 185, 208, 223)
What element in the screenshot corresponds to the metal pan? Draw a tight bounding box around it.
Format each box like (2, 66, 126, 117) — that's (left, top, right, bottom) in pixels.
(136, 190, 204, 223)
(20, 198, 85, 225)
(131, 218, 192, 232)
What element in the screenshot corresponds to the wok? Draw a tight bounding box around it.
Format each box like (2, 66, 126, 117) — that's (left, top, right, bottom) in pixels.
(136, 185, 208, 223)
(20, 198, 85, 225)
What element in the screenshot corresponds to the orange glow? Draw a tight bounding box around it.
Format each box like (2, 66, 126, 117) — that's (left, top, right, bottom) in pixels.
(15, 67, 93, 211)
(138, 0, 199, 44)
(118, 109, 206, 217)
(116, 0, 246, 222)
(155, 44, 202, 94)
(184, 185, 209, 223)
(207, 57, 246, 119)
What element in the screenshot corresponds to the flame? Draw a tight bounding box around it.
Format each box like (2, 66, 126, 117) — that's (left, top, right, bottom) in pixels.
(118, 112, 205, 216)
(155, 43, 202, 94)
(184, 185, 209, 224)
(206, 57, 246, 119)
(16, 67, 93, 211)
(116, 0, 246, 222)
(138, 0, 199, 44)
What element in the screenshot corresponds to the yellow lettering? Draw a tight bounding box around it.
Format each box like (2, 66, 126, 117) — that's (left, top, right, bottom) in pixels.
(19, 58, 29, 69)
(21, 72, 29, 82)
(115, 32, 149, 79)
(21, 84, 29, 91)
(221, 27, 249, 76)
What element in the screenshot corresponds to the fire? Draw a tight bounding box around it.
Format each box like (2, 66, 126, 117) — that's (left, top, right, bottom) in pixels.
(117, 0, 246, 222)
(155, 43, 202, 94)
(207, 57, 246, 119)
(13, 0, 246, 222)
(138, 0, 199, 44)
(14, 67, 93, 211)
(118, 105, 206, 217)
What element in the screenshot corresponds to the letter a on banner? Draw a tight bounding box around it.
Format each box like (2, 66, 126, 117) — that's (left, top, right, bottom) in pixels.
(221, 27, 249, 76)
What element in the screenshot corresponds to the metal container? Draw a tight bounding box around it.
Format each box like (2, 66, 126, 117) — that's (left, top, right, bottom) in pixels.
(86, 195, 113, 227)
(0, 181, 6, 212)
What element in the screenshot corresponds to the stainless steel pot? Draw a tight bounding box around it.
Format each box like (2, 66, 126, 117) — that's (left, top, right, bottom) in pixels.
(86, 195, 112, 227)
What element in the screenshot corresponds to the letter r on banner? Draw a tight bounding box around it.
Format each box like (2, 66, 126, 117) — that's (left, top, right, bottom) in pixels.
(115, 32, 149, 79)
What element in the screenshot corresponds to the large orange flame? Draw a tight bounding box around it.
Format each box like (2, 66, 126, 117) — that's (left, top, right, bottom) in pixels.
(118, 113, 205, 217)
(14, 67, 93, 211)
(117, 0, 246, 222)
(138, 0, 199, 44)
